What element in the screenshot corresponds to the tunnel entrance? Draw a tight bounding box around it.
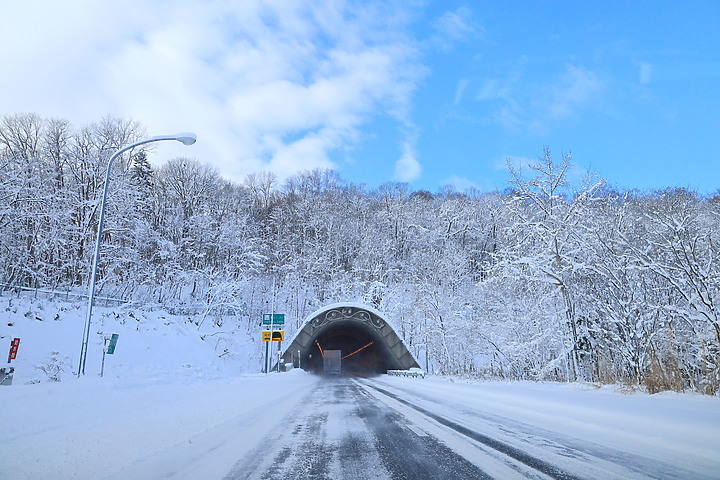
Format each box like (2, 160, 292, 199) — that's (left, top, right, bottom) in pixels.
(306, 323, 388, 375)
(279, 303, 420, 376)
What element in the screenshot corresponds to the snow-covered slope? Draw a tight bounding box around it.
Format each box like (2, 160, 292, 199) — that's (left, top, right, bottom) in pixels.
(0, 294, 259, 384)
(0, 293, 299, 480)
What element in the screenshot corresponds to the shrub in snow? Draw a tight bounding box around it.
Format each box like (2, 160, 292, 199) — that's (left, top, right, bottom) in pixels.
(35, 351, 71, 382)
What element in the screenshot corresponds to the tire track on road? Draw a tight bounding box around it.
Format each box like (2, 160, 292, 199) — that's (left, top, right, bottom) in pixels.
(360, 381, 581, 480)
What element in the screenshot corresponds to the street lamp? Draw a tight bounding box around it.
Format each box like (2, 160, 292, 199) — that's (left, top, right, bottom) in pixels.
(77, 133, 197, 376)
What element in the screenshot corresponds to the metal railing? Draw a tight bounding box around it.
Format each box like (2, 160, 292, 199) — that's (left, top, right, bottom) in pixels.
(387, 369, 425, 378)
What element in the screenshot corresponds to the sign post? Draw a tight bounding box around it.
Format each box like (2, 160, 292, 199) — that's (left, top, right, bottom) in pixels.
(100, 334, 118, 377)
(2, 337, 20, 386)
(107, 333, 119, 354)
(262, 313, 271, 374)
(7, 337, 20, 363)
(262, 314, 285, 372)
(273, 314, 284, 372)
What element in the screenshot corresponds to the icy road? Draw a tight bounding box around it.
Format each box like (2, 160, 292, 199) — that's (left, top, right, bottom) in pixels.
(224, 377, 718, 480)
(2, 372, 719, 480)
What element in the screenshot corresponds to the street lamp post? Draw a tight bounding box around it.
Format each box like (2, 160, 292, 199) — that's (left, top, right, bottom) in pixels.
(77, 133, 197, 376)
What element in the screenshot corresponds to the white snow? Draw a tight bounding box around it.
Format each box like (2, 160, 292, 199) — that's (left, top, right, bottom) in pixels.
(1, 295, 719, 479)
(1, 371, 320, 480)
(0, 294, 322, 480)
(0, 294, 259, 384)
(369, 376, 720, 478)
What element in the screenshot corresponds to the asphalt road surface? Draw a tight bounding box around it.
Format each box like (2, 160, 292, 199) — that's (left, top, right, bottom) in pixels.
(221, 377, 706, 480)
(224, 376, 488, 480)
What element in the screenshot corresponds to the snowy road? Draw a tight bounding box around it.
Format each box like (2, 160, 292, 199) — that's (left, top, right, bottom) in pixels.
(3, 373, 718, 480)
(224, 377, 485, 479)
(221, 377, 715, 480)
(354, 378, 717, 480)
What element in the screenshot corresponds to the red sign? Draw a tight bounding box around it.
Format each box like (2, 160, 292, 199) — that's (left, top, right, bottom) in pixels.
(8, 337, 20, 361)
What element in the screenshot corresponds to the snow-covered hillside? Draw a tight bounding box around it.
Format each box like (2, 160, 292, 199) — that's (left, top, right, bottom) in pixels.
(0, 293, 260, 384)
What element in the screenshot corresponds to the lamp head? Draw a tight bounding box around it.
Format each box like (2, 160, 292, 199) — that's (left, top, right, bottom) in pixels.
(175, 132, 197, 146)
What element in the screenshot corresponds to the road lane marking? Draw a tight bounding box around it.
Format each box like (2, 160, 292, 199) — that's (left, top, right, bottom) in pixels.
(354, 379, 551, 480)
(406, 424, 429, 437)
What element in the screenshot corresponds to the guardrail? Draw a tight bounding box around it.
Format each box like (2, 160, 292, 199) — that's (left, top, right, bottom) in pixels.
(0, 284, 241, 316)
(0, 283, 130, 305)
(387, 369, 425, 379)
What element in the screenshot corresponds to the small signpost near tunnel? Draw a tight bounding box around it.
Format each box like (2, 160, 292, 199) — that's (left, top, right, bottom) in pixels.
(101, 333, 118, 377)
(262, 313, 285, 326)
(262, 313, 285, 373)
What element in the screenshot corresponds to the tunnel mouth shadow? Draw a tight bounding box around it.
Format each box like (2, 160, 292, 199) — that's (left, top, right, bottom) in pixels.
(302, 323, 389, 376)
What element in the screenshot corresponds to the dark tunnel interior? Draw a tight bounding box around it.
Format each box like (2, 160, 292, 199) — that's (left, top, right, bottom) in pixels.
(301, 323, 389, 376)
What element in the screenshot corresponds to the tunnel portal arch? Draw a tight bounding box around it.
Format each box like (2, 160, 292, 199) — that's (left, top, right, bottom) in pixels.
(280, 303, 420, 375)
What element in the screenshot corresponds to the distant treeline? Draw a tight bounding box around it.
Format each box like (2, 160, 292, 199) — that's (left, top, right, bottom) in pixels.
(1, 113, 718, 394)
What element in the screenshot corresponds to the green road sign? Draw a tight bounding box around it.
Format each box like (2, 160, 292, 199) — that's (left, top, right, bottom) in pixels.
(262, 313, 285, 325)
(107, 333, 119, 355)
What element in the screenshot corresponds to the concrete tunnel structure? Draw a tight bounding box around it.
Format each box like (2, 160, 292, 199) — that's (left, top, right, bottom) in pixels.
(279, 303, 421, 375)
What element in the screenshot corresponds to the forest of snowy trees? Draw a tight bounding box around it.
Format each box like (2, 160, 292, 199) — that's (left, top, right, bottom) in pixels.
(1, 113, 719, 394)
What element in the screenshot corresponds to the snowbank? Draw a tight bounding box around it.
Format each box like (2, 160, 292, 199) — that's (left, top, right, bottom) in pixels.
(0, 295, 259, 384)
(374, 375, 720, 478)
(1, 371, 319, 480)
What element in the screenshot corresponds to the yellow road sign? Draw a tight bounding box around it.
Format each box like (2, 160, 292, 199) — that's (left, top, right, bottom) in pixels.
(262, 331, 284, 341)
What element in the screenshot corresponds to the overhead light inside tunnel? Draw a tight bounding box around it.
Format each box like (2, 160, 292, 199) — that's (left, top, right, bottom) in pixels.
(342, 341, 374, 360)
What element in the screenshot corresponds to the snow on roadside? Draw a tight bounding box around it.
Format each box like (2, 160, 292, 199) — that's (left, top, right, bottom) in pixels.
(374, 375, 720, 478)
(3, 295, 720, 479)
(1, 370, 319, 480)
(0, 294, 260, 384)
(0, 294, 296, 480)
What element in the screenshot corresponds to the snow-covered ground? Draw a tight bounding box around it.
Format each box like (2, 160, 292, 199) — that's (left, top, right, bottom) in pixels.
(368, 376, 720, 479)
(0, 294, 276, 479)
(1, 370, 320, 480)
(0, 294, 260, 385)
(3, 372, 719, 479)
(2, 295, 719, 479)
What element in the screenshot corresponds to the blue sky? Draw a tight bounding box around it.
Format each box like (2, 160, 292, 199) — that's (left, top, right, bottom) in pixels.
(346, 0, 720, 193)
(1, 1, 718, 194)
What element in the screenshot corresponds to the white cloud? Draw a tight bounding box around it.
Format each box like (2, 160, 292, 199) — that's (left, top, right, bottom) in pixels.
(394, 142, 421, 182)
(442, 175, 479, 192)
(540, 65, 602, 121)
(638, 62, 653, 85)
(454, 78, 470, 104)
(486, 62, 603, 134)
(432, 7, 478, 48)
(475, 79, 500, 101)
(269, 130, 338, 174)
(0, 0, 421, 183)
